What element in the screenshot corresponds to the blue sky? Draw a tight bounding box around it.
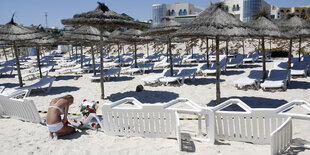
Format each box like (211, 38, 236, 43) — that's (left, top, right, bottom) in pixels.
(0, 0, 309, 28)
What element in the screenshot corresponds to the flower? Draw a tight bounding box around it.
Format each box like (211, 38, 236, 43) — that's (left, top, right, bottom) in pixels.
(89, 108, 94, 112)
(96, 101, 99, 104)
(80, 121, 83, 125)
(91, 123, 96, 127)
(73, 119, 77, 123)
(86, 105, 90, 108)
(83, 99, 87, 102)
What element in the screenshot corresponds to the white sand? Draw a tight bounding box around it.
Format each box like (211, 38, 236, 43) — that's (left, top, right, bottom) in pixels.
(1, 40, 310, 155)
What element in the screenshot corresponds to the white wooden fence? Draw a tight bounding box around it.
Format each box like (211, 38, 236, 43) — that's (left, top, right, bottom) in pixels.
(211, 99, 288, 144)
(270, 117, 292, 155)
(0, 95, 41, 123)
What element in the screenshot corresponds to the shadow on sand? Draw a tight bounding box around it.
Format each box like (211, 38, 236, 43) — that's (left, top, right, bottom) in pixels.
(91, 76, 135, 82)
(223, 70, 245, 76)
(240, 64, 261, 69)
(0, 83, 20, 88)
(207, 96, 288, 109)
(288, 81, 310, 90)
(55, 75, 82, 81)
(58, 130, 88, 140)
(31, 86, 80, 96)
(106, 90, 179, 104)
(187, 78, 225, 86)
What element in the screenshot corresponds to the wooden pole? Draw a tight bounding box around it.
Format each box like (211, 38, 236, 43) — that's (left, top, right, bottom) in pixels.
(262, 37, 266, 80)
(168, 37, 173, 76)
(13, 42, 23, 87)
(75, 44, 78, 60)
(91, 45, 96, 76)
(118, 43, 121, 63)
(215, 36, 220, 105)
(147, 43, 149, 57)
(99, 31, 105, 99)
(2, 46, 8, 61)
(206, 37, 209, 68)
(134, 43, 138, 68)
(242, 39, 245, 58)
(258, 39, 260, 54)
(288, 39, 292, 69)
(36, 44, 42, 78)
(166, 38, 169, 62)
(225, 39, 229, 62)
(298, 37, 302, 62)
(80, 45, 83, 68)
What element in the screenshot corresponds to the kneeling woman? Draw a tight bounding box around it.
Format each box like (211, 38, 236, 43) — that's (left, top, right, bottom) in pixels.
(46, 95, 76, 138)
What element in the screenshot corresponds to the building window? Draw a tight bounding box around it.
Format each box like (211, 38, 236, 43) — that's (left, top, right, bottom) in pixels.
(167, 10, 171, 16)
(236, 5, 240, 11)
(183, 9, 187, 15)
(179, 9, 183, 16)
(233, 5, 236, 11)
(171, 10, 175, 16)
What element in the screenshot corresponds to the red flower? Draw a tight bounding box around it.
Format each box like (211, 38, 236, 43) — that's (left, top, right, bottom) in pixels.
(96, 101, 99, 104)
(91, 123, 96, 127)
(89, 108, 94, 112)
(83, 99, 87, 102)
(86, 105, 90, 108)
(73, 119, 77, 123)
(80, 121, 83, 125)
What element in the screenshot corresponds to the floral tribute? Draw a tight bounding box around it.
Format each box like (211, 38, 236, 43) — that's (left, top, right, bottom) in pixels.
(80, 99, 99, 117)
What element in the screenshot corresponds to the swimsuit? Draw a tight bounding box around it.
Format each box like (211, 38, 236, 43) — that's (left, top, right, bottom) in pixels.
(47, 106, 65, 132)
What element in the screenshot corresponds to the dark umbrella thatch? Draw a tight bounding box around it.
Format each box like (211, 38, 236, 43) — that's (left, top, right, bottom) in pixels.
(112, 29, 153, 68)
(174, 2, 249, 105)
(62, 2, 144, 99)
(143, 17, 181, 76)
(0, 17, 45, 87)
(245, 11, 281, 79)
(64, 26, 109, 74)
(277, 14, 310, 63)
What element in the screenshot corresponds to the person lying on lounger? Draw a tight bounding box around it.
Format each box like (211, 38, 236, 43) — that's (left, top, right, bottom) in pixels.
(46, 95, 76, 139)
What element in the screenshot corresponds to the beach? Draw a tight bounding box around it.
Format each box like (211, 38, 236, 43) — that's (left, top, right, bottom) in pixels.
(1, 40, 310, 154)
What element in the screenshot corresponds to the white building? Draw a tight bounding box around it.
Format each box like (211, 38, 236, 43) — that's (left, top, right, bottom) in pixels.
(152, 3, 204, 26)
(220, 0, 271, 22)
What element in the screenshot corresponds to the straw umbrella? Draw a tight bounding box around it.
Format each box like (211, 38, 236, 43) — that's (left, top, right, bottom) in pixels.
(142, 17, 181, 76)
(173, 2, 249, 105)
(113, 29, 153, 68)
(0, 41, 9, 61)
(0, 17, 44, 87)
(277, 14, 310, 64)
(246, 12, 281, 80)
(62, 2, 144, 99)
(64, 26, 110, 75)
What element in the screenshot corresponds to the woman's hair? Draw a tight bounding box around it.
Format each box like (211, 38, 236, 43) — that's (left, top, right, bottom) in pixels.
(51, 95, 74, 104)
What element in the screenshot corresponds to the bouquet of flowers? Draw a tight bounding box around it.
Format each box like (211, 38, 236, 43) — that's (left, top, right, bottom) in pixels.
(80, 99, 99, 116)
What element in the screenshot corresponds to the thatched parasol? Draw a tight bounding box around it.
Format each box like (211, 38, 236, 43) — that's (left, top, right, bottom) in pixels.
(112, 29, 153, 68)
(0, 41, 10, 61)
(277, 14, 310, 63)
(246, 11, 281, 79)
(62, 2, 144, 99)
(174, 2, 249, 105)
(0, 17, 45, 87)
(64, 26, 109, 75)
(142, 17, 181, 76)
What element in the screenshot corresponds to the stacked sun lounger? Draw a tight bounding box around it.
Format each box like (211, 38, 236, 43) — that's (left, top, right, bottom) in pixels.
(159, 68, 197, 86)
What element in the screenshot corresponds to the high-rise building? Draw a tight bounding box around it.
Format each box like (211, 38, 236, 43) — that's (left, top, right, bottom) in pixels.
(220, 0, 271, 22)
(152, 3, 204, 26)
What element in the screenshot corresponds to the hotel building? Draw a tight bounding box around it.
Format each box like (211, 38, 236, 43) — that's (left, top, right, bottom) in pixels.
(152, 3, 204, 26)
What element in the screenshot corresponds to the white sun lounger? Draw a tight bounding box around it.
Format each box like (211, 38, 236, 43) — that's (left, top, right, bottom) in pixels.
(260, 69, 291, 91)
(14, 77, 56, 97)
(0, 66, 14, 76)
(291, 61, 309, 77)
(227, 55, 244, 68)
(0, 95, 41, 123)
(141, 69, 179, 85)
(21, 67, 51, 80)
(243, 53, 259, 63)
(154, 57, 170, 68)
(233, 70, 268, 90)
(202, 58, 227, 75)
(159, 68, 197, 86)
(89, 68, 121, 81)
